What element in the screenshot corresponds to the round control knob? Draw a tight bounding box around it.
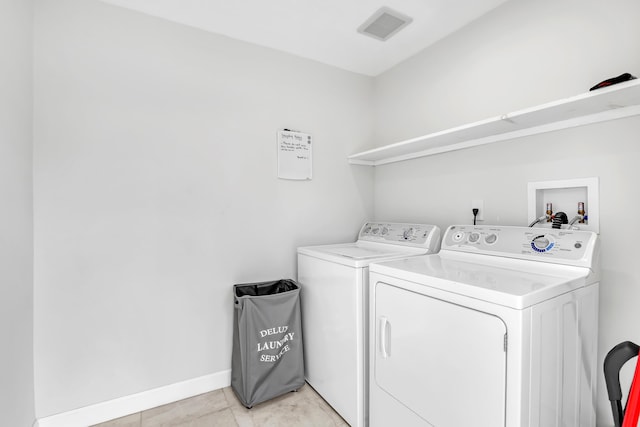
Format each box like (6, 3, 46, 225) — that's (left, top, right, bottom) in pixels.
(363, 226, 371, 234)
(372, 227, 380, 234)
(452, 232, 465, 242)
(381, 227, 389, 236)
(533, 235, 550, 250)
(468, 232, 480, 243)
(403, 228, 415, 240)
(485, 233, 498, 244)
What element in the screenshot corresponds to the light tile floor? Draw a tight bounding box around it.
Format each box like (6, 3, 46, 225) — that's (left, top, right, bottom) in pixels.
(92, 383, 349, 427)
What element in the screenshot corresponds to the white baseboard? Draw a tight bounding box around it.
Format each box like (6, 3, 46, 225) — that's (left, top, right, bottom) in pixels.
(36, 369, 231, 427)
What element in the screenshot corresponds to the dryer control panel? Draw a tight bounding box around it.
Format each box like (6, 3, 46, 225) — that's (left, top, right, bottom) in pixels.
(358, 222, 440, 248)
(442, 225, 599, 268)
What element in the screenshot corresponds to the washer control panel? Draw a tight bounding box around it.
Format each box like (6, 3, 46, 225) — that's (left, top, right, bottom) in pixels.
(359, 222, 440, 248)
(443, 225, 598, 266)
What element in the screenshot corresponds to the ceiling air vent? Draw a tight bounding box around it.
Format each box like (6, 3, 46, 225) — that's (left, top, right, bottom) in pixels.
(357, 6, 413, 41)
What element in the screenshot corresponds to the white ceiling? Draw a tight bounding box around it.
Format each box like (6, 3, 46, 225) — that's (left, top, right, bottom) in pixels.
(99, 0, 509, 76)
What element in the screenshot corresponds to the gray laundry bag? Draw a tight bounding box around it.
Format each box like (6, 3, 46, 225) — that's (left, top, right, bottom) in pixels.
(231, 279, 305, 408)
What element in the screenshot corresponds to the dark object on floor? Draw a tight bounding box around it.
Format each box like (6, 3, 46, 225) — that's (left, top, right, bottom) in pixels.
(589, 73, 637, 91)
(604, 341, 640, 427)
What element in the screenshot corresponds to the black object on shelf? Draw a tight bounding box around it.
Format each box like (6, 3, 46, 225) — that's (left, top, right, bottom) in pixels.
(589, 73, 637, 91)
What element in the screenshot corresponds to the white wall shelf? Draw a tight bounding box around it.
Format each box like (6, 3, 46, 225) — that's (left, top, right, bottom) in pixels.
(348, 79, 640, 166)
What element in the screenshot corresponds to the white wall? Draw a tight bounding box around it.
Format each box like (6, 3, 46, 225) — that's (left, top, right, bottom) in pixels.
(31, 0, 640, 423)
(372, 1, 640, 426)
(33, 0, 373, 418)
(0, 0, 36, 426)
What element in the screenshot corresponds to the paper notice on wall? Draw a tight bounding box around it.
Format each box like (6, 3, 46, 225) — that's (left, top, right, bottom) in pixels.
(277, 130, 312, 180)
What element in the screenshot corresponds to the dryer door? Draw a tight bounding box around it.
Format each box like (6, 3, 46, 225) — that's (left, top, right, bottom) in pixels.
(374, 281, 507, 427)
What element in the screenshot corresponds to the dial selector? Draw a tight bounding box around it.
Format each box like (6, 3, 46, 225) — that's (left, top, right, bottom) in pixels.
(531, 235, 554, 252)
(485, 233, 497, 244)
(468, 232, 480, 243)
(403, 228, 415, 240)
(533, 236, 549, 249)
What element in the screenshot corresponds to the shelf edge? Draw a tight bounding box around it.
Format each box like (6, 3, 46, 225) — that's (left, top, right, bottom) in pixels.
(348, 79, 640, 166)
(348, 159, 376, 166)
(364, 104, 640, 166)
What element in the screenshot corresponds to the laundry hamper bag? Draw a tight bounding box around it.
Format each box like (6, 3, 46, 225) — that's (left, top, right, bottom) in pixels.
(231, 279, 305, 408)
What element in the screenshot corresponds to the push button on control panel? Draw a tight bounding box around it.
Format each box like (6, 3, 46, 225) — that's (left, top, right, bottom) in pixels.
(452, 231, 465, 242)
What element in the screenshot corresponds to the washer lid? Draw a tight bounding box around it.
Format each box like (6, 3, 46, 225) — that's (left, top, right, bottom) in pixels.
(298, 241, 430, 268)
(319, 245, 405, 260)
(370, 252, 595, 309)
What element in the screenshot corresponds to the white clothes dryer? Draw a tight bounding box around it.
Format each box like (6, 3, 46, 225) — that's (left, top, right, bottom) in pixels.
(369, 225, 600, 427)
(297, 222, 441, 427)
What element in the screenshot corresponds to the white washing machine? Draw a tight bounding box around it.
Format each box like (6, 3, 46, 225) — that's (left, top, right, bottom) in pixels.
(297, 222, 441, 427)
(369, 225, 599, 427)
